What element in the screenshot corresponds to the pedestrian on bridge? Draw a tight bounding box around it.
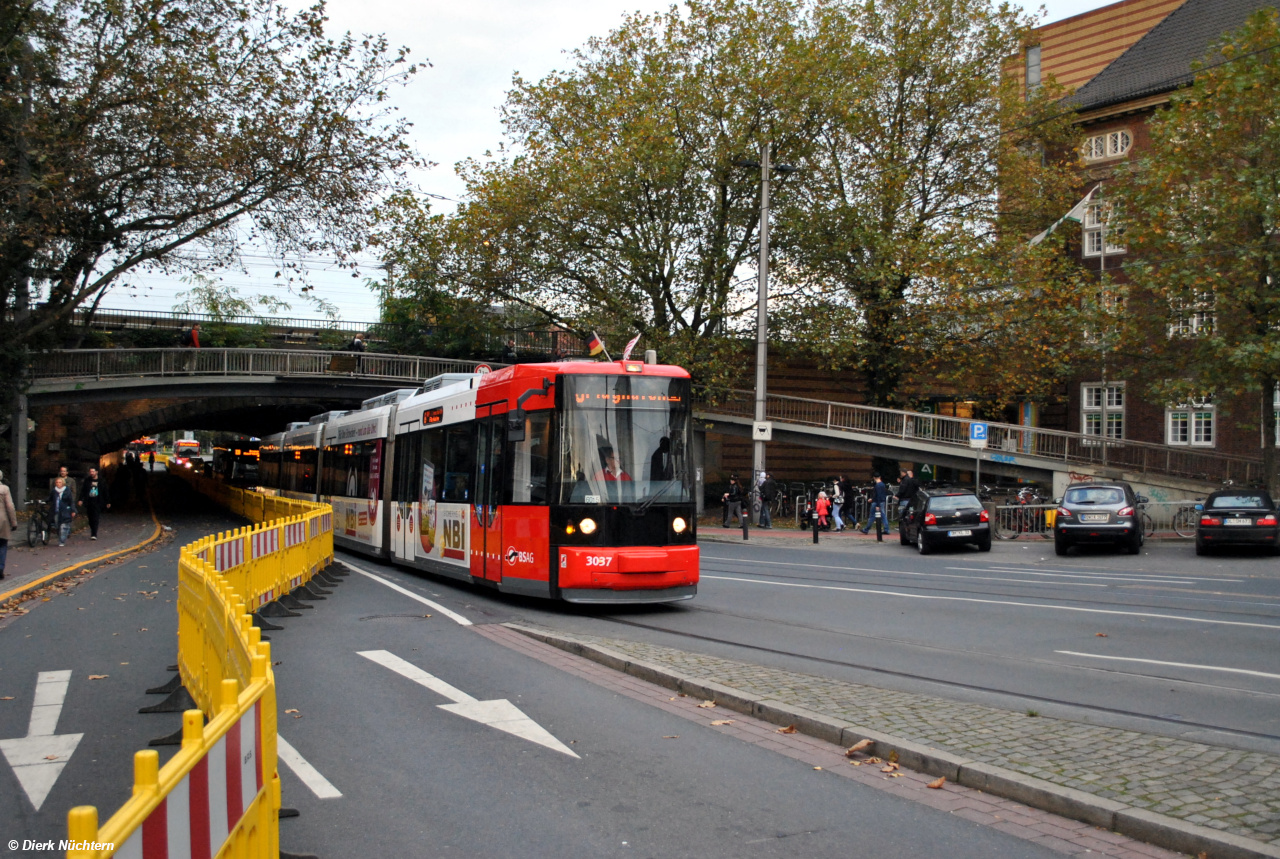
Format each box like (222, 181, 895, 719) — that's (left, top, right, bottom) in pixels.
(78, 467, 111, 540)
(0, 470, 17, 579)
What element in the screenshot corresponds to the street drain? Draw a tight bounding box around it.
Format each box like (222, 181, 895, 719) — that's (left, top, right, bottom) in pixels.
(358, 614, 433, 623)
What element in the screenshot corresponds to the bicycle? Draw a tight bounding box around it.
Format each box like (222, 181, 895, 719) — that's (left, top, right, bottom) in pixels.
(26, 499, 50, 548)
(1171, 500, 1203, 538)
(995, 488, 1051, 540)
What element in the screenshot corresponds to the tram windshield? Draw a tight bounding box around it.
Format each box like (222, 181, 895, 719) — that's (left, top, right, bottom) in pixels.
(558, 375, 693, 505)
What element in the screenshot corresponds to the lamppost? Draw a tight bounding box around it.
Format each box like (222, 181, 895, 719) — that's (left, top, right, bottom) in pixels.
(736, 143, 797, 522)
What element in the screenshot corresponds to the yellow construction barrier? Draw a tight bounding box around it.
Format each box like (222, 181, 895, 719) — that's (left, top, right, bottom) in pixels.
(66, 476, 333, 858)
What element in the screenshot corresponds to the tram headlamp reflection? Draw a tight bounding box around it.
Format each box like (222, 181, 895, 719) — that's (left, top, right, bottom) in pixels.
(672, 517, 688, 534)
(579, 518, 597, 535)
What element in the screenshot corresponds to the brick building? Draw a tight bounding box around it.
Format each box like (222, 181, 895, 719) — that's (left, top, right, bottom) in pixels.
(1020, 0, 1278, 460)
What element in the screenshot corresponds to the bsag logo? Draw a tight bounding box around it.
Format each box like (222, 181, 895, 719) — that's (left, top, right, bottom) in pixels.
(505, 546, 534, 565)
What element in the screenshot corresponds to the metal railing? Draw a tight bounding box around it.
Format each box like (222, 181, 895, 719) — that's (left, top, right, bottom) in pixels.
(76, 305, 379, 335)
(29, 348, 500, 386)
(695, 387, 1265, 486)
(991, 500, 1203, 540)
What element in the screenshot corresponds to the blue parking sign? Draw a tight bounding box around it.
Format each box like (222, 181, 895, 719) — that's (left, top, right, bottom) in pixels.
(971, 422, 988, 441)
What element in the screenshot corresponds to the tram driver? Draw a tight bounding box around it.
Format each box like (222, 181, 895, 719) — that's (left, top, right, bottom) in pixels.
(595, 445, 632, 482)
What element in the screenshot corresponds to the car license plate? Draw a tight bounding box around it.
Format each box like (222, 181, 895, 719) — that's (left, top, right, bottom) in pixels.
(1081, 513, 1108, 523)
(1225, 518, 1252, 526)
(948, 529, 972, 537)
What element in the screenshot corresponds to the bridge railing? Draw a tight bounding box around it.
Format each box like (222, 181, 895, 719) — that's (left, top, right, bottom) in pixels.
(30, 348, 498, 385)
(694, 387, 1266, 486)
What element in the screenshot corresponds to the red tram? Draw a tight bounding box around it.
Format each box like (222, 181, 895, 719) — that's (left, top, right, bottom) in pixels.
(257, 360, 698, 603)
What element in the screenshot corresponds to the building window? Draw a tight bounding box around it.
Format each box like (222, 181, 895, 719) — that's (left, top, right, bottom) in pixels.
(1082, 129, 1131, 161)
(1167, 399, 1215, 447)
(1168, 291, 1215, 338)
(1082, 203, 1125, 257)
(1082, 383, 1124, 440)
(1025, 45, 1041, 97)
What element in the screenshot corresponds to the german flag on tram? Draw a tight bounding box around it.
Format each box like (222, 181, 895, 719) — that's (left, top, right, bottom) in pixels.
(587, 332, 605, 356)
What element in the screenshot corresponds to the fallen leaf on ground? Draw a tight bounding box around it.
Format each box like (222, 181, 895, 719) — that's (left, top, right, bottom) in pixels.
(927, 777, 946, 789)
(889, 773, 903, 778)
(662, 735, 679, 739)
(88, 675, 108, 680)
(0, 696, 14, 701)
(845, 739, 873, 756)
(888, 749, 899, 764)
(119, 662, 128, 665)
(1096, 632, 1108, 637)
(696, 701, 716, 709)
(44, 755, 58, 760)
(138, 628, 148, 632)
(849, 761, 862, 766)
(881, 764, 899, 773)
(284, 708, 299, 714)
(776, 725, 797, 734)
(710, 720, 735, 726)
(813, 766, 823, 771)
(866, 757, 883, 764)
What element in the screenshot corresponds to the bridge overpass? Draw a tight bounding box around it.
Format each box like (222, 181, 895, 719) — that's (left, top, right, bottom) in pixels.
(22, 348, 1262, 499)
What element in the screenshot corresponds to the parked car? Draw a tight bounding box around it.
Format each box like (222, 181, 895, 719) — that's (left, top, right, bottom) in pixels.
(1053, 482, 1147, 556)
(899, 488, 991, 554)
(1195, 490, 1279, 555)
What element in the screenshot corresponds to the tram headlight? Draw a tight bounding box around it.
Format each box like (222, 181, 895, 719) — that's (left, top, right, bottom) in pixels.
(672, 516, 688, 534)
(579, 518, 597, 535)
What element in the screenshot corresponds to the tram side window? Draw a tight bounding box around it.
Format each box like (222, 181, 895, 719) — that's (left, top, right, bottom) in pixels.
(392, 433, 420, 503)
(508, 411, 551, 503)
(259, 450, 281, 488)
(442, 424, 474, 502)
(414, 429, 445, 503)
(320, 442, 377, 498)
(284, 449, 317, 495)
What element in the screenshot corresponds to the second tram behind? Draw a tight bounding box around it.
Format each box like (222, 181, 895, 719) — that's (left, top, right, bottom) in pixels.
(255, 360, 698, 603)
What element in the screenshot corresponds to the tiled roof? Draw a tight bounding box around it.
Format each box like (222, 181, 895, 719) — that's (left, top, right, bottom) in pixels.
(1068, 0, 1279, 111)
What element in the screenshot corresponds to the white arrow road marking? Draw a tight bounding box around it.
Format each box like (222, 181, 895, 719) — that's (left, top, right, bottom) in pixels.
(277, 736, 342, 799)
(0, 670, 84, 810)
(358, 650, 579, 758)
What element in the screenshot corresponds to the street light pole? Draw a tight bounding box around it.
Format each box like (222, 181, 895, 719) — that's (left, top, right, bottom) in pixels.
(753, 141, 771, 494)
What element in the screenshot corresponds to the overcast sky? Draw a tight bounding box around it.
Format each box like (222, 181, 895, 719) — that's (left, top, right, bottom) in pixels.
(120, 0, 1107, 323)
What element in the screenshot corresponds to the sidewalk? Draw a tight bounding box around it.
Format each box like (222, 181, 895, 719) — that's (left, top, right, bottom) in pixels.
(1, 504, 161, 602)
(506, 624, 1280, 859)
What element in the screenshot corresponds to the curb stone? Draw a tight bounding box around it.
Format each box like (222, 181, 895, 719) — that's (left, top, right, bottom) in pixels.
(504, 622, 1280, 859)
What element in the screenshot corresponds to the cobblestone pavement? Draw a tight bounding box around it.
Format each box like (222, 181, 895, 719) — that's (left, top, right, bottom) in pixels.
(505, 623, 1280, 856)
(476, 623, 1188, 859)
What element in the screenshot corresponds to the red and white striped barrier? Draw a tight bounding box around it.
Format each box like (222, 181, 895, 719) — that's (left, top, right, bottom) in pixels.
(212, 539, 245, 572)
(114, 701, 264, 859)
(249, 529, 279, 559)
(282, 522, 306, 548)
(320, 512, 332, 532)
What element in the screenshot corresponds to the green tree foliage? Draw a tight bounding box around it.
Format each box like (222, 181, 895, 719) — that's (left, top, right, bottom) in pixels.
(774, 0, 1082, 406)
(1113, 9, 1280, 490)
(0, 0, 420, 376)
(376, 0, 821, 387)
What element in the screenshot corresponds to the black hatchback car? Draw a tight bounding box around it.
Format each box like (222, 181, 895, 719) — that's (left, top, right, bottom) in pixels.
(899, 489, 991, 554)
(1053, 482, 1147, 555)
(1195, 490, 1279, 555)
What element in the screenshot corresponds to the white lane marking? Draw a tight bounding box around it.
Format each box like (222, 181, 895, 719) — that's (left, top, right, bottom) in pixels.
(358, 650, 476, 703)
(949, 566, 1234, 584)
(342, 561, 472, 626)
(277, 736, 342, 799)
(1055, 651, 1280, 682)
(700, 574, 1280, 631)
(702, 554, 1205, 586)
(359, 650, 579, 758)
(0, 670, 84, 810)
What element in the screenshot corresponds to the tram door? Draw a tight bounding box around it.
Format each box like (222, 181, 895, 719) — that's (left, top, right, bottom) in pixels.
(473, 410, 506, 582)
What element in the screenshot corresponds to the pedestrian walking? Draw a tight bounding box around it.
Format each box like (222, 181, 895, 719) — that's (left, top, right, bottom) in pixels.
(759, 472, 776, 529)
(815, 491, 832, 531)
(831, 476, 846, 531)
(722, 476, 745, 528)
(48, 476, 76, 547)
(180, 322, 201, 371)
(860, 474, 891, 535)
(148, 450, 156, 471)
(0, 470, 17, 579)
(78, 467, 111, 540)
(896, 468, 921, 518)
(346, 332, 367, 352)
(49, 465, 78, 500)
